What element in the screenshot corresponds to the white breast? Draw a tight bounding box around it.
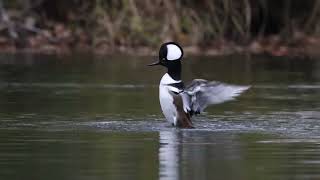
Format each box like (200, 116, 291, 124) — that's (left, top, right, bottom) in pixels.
(159, 85, 176, 125)
(159, 73, 182, 125)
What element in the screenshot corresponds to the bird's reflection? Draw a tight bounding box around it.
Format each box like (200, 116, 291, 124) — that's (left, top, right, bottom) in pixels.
(159, 130, 180, 180)
(158, 129, 244, 179)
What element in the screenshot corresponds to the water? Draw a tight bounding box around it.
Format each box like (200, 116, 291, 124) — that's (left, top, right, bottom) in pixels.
(0, 54, 319, 180)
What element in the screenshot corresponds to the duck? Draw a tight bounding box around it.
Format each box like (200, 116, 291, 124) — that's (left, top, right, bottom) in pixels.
(149, 42, 250, 128)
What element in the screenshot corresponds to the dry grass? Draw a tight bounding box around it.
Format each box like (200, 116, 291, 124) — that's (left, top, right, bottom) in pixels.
(1, 0, 320, 53)
(89, 0, 320, 48)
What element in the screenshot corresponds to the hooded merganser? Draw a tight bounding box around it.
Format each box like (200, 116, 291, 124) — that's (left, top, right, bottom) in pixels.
(149, 42, 250, 128)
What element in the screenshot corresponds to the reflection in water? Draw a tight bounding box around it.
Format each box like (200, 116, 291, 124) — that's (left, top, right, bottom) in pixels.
(0, 54, 320, 180)
(159, 131, 179, 180)
(157, 130, 320, 180)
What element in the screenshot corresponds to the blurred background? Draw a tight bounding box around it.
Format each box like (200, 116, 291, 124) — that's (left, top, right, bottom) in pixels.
(1, 1, 320, 180)
(0, 0, 320, 56)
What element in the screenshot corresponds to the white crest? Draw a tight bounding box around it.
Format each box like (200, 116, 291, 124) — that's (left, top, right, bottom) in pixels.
(166, 44, 182, 60)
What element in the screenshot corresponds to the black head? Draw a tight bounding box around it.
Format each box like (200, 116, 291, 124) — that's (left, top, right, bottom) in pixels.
(148, 42, 184, 80)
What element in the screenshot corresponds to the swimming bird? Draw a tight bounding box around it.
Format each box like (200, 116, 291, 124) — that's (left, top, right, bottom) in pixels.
(149, 42, 250, 128)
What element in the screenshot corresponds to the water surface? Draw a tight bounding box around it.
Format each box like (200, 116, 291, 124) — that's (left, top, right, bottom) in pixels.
(0, 54, 320, 180)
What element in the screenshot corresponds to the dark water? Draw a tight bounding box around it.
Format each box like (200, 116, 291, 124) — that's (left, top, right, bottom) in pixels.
(0, 54, 320, 180)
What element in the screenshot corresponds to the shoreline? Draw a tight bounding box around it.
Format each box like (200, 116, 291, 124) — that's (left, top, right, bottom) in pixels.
(0, 37, 319, 58)
(0, 1, 320, 59)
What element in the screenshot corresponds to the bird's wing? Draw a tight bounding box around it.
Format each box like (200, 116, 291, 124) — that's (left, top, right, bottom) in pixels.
(182, 79, 250, 114)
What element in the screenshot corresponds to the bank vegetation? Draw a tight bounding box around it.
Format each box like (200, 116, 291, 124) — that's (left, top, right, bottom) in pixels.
(0, 0, 320, 57)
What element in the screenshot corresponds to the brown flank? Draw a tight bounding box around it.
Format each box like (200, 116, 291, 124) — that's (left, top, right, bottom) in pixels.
(170, 92, 194, 128)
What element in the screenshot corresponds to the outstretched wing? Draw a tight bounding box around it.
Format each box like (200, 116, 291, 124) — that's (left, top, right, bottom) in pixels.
(182, 79, 250, 114)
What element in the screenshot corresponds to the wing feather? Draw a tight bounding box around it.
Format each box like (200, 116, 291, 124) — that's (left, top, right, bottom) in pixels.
(182, 79, 250, 113)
